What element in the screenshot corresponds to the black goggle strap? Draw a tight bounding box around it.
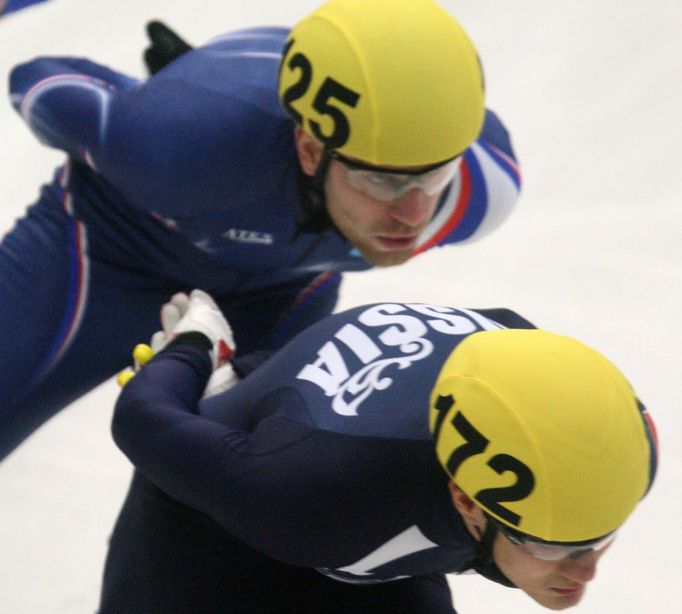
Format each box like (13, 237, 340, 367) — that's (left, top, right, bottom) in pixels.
(295, 148, 334, 234)
(479, 517, 498, 563)
(312, 148, 333, 194)
(470, 519, 517, 588)
(328, 149, 458, 175)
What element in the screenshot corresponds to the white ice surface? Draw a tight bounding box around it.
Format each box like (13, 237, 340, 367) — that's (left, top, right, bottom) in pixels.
(0, 1, 680, 612)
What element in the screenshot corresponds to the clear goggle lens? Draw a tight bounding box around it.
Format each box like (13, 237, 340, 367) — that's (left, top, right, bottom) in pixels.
(336, 155, 462, 203)
(504, 530, 617, 562)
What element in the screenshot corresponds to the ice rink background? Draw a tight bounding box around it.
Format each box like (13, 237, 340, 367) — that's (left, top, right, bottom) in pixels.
(0, 1, 680, 612)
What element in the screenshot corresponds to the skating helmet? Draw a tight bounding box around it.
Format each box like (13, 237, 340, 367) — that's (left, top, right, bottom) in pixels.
(278, 0, 485, 167)
(429, 329, 658, 545)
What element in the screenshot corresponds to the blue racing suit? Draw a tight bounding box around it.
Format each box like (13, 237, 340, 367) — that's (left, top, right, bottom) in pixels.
(0, 27, 521, 459)
(103, 304, 534, 612)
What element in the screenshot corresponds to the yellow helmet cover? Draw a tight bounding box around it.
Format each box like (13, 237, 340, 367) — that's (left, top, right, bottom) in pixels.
(278, 0, 485, 166)
(429, 329, 654, 543)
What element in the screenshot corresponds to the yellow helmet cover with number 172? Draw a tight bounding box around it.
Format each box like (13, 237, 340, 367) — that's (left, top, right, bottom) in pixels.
(429, 329, 657, 544)
(278, 0, 485, 167)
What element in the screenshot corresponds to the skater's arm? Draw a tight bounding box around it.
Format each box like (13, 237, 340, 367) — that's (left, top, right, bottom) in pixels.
(112, 342, 422, 568)
(9, 56, 138, 159)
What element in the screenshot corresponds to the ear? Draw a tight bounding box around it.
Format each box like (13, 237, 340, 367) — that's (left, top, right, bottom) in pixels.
(294, 126, 324, 176)
(449, 482, 485, 541)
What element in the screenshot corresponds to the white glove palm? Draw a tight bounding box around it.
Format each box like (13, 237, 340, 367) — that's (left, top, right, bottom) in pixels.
(119, 290, 239, 398)
(155, 289, 235, 368)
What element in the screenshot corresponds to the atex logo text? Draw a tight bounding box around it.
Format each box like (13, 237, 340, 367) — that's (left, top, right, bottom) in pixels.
(223, 228, 274, 245)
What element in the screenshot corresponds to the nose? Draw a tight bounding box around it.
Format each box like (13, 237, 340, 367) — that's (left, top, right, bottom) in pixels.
(560, 550, 598, 584)
(388, 188, 432, 227)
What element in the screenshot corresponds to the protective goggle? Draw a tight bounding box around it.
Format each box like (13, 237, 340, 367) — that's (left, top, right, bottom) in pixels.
(492, 519, 617, 562)
(328, 151, 462, 203)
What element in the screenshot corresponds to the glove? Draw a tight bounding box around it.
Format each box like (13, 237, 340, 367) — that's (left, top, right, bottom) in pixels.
(117, 342, 238, 397)
(149, 291, 191, 353)
(116, 290, 182, 386)
(144, 20, 192, 75)
(116, 343, 155, 388)
(203, 363, 240, 398)
(164, 289, 235, 369)
(118, 290, 238, 397)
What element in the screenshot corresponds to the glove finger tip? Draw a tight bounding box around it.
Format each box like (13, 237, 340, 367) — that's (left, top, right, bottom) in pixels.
(117, 369, 135, 388)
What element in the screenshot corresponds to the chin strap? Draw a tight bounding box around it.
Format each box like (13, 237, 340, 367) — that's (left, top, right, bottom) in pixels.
(295, 149, 336, 234)
(469, 521, 518, 589)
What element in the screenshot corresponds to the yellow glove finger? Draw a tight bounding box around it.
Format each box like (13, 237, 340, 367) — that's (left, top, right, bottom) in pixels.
(117, 369, 136, 388)
(133, 343, 155, 367)
(118, 344, 156, 389)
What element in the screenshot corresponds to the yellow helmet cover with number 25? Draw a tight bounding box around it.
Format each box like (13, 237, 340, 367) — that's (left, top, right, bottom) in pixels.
(429, 329, 657, 545)
(278, 0, 485, 167)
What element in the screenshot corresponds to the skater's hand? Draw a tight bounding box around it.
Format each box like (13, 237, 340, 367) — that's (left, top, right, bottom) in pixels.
(118, 290, 237, 394)
(144, 20, 192, 75)
(163, 290, 235, 369)
(149, 291, 191, 353)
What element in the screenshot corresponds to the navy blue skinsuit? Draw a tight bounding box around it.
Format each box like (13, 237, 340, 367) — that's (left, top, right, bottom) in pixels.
(0, 26, 520, 459)
(103, 304, 533, 613)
